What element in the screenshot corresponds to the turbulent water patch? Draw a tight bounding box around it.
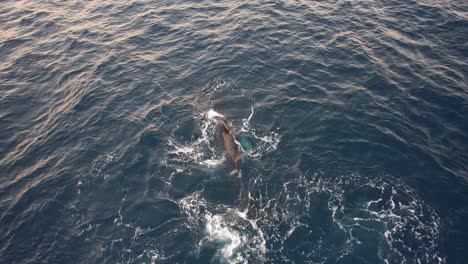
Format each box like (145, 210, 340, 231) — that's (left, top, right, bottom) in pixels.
(176, 167, 443, 263)
(164, 107, 281, 170)
(250, 170, 444, 263)
(179, 191, 266, 264)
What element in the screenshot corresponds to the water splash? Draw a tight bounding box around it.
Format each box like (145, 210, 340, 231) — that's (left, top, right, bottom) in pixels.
(179, 192, 266, 264)
(238, 106, 281, 158)
(251, 170, 444, 263)
(164, 107, 280, 169)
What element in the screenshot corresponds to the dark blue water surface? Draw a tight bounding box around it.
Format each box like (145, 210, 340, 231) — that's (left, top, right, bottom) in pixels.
(1, 0, 467, 263)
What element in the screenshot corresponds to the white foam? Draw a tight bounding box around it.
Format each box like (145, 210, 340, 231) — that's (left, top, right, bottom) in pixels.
(204, 213, 244, 259)
(206, 109, 225, 122)
(238, 106, 282, 158)
(168, 145, 195, 155)
(164, 108, 231, 171)
(249, 171, 443, 263)
(179, 190, 267, 263)
(201, 157, 225, 167)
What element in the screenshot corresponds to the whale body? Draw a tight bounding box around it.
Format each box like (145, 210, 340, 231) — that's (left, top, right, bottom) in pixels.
(220, 121, 241, 175)
(205, 109, 247, 210)
(219, 120, 248, 210)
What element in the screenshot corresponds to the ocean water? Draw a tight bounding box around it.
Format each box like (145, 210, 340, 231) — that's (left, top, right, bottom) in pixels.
(0, 0, 467, 263)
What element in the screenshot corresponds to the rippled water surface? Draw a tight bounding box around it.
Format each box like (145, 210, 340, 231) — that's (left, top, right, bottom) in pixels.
(1, 0, 467, 263)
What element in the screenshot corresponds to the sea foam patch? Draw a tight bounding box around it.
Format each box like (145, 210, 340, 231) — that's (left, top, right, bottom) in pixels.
(249, 170, 444, 263)
(164, 107, 280, 170)
(179, 192, 266, 264)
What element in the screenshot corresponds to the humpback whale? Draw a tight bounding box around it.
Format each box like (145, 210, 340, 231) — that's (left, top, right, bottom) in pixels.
(220, 120, 241, 176)
(219, 120, 248, 210)
(206, 110, 248, 210)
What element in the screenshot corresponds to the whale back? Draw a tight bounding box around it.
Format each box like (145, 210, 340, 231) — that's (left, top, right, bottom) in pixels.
(218, 120, 247, 210)
(220, 122, 240, 168)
